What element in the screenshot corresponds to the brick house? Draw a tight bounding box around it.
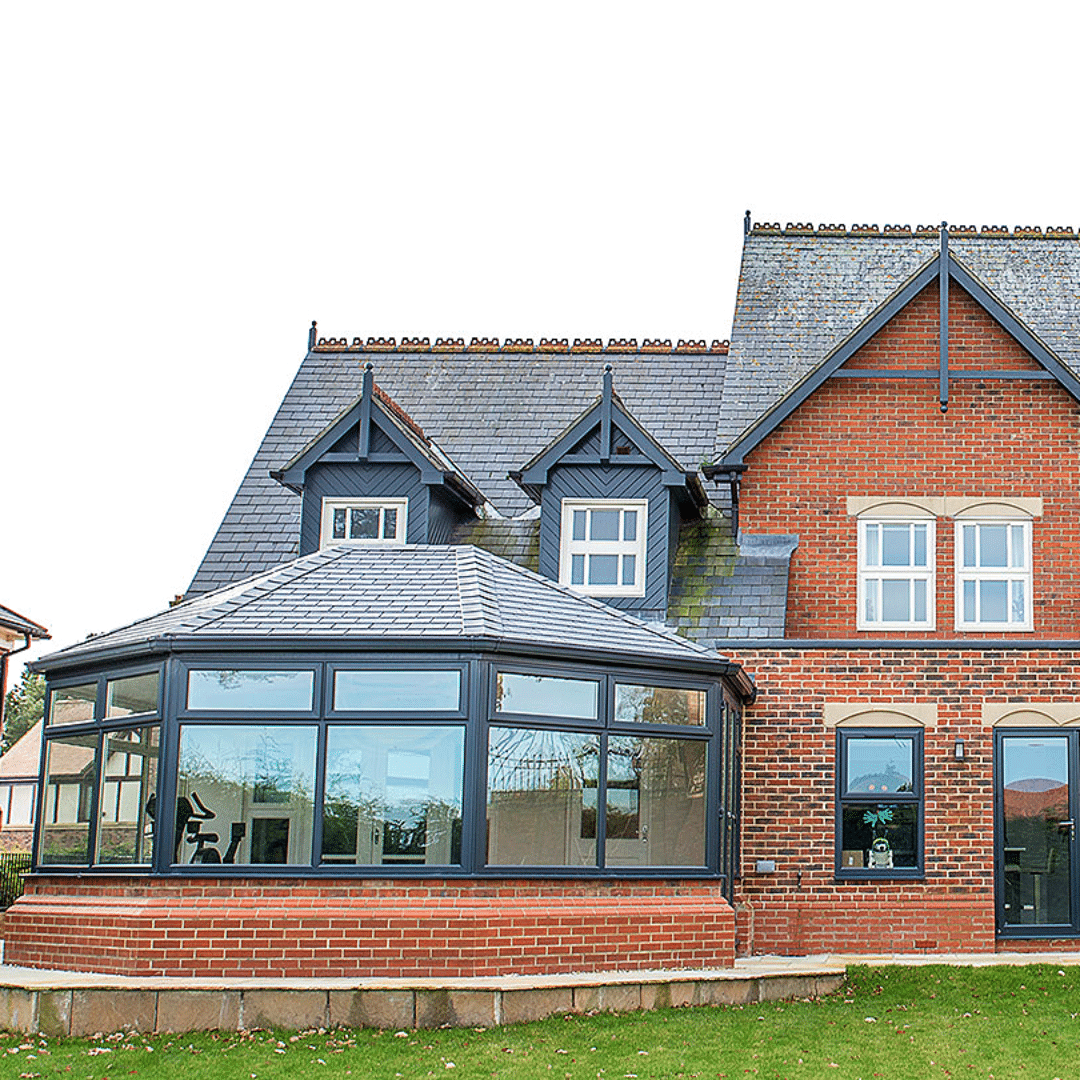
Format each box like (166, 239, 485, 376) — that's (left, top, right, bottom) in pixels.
(10, 221, 1080, 975)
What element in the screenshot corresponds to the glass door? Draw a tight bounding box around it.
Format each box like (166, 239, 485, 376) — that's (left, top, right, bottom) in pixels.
(999, 733, 1075, 931)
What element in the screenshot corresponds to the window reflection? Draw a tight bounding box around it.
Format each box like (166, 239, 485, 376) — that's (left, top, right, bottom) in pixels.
(487, 727, 599, 866)
(333, 670, 461, 712)
(495, 672, 598, 719)
(39, 733, 98, 864)
(322, 726, 464, 866)
(106, 673, 160, 718)
(176, 725, 317, 864)
(614, 684, 706, 726)
(97, 726, 159, 864)
(48, 683, 97, 726)
(186, 670, 314, 711)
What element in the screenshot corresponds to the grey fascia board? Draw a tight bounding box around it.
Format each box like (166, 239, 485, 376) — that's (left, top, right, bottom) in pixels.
(275, 398, 364, 485)
(720, 256, 941, 466)
(516, 401, 604, 486)
(947, 256, 1080, 401)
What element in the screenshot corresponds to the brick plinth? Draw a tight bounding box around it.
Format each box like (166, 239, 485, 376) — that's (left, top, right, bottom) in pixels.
(5, 876, 735, 978)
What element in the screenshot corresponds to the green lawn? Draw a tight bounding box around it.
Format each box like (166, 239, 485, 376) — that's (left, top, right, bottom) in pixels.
(3, 965, 1080, 1079)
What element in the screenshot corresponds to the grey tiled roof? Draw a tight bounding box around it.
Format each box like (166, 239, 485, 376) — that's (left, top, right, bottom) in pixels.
(42, 545, 723, 668)
(716, 234, 1080, 456)
(188, 352, 727, 595)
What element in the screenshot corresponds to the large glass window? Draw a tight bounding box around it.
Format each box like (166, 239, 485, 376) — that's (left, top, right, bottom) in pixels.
(487, 727, 599, 866)
(858, 520, 935, 629)
(176, 725, 317, 864)
(186, 670, 314, 712)
(956, 520, 1032, 631)
(322, 726, 464, 866)
(333, 669, 461, 712)
(48, 682, 97, 726)
(837, 729, 922, 876)
(559, 499, 648, 597)
(96, 726, 159, 865)
(39, 733, 98, 865)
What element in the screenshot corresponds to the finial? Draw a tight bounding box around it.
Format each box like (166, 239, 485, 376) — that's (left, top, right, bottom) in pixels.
(744, 209, 751, 235)
(365, 362, 373, 372)
(308, 320, 318, 351)
(604, 363, 613, 373)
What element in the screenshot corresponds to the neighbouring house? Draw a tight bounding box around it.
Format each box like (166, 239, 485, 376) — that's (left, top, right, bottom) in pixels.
(10, 219, 1080, 977)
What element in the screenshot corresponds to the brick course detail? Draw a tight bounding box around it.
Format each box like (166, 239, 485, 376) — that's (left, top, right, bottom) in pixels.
(4, 877, 735, 978)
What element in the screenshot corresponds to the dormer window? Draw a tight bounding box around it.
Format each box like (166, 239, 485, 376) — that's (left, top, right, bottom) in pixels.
(559, 499, 647, 597)
(320, 498, 407, 547)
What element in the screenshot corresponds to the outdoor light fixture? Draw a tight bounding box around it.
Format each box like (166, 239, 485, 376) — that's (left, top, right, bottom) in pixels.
(954, 738, 965, 761)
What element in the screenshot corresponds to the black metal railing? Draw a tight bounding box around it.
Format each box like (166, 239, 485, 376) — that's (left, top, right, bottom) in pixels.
(0, 852, 31, 909)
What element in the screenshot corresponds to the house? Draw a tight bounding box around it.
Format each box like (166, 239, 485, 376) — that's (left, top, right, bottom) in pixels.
(9, 220, 1080, 977)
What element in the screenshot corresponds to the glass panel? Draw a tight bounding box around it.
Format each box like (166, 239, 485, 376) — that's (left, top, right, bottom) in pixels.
(495, 672, 599, 719)
(39, 732, 98, 865)
(175, 725, 317, 864)
(980, 524, 1008, 567)
(963, 579, 976, 623)
(9, 784, 34, 826)
(846, 737, 914, 794)
(333, 507, 347, 539)
(106, 672, 159, 718)
(614, 684, 707, 727)
(382, 507, 398, 540)
(912, 524, 927, 567)
(590, 509, 620, 541)
(1002, 736, 1071, 926)
(486, 727, 598, 866)
(864, 524, 879, 567)
(1012, 580, 1026, 624)
(97, 726, 159, 865)
(880, 579, 910, 622)
(621, 554, 636, 586)
(334, 669, 461, 712)
(588, 554, 619, 586)
(572, 510, 587, 541)
(962, 524, 976, 568)
(48, 682, 97, 726)
(865, 579, 878, 622)
(913, 579, 927, 623)
(623, 510, 637, 542)
(606, 735, 707, 867)
(840, 802, 918, 869)
(349, 507, 379, 540)
(980, 580, 1009, 623)
(186, 669, 314, 711)
(322, 726, 464, 866)
(571, 554, 585, 585)
(1011, 524, 1026, 568)
(881, 524, 912, 567)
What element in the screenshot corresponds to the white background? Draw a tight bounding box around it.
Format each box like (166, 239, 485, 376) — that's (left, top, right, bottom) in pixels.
(3, 0, 1079, 669)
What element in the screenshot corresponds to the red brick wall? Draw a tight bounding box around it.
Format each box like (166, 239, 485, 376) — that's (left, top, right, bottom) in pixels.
(5, 876, 735, 978)
(729, 646, 1080, 956)
(738, 281, 1080, 639)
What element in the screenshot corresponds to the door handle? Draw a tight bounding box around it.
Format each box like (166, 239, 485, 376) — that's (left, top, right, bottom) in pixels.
(1059, 820, 1075, 837)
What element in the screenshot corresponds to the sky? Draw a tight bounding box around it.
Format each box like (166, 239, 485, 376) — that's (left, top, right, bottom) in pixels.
(3, 0, 1080, 675)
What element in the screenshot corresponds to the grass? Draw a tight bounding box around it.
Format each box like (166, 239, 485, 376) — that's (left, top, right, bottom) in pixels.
(3, 964, 1080, 1078)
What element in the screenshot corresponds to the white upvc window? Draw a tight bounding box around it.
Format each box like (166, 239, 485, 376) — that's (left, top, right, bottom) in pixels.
(559, 499, 647, 597)
(955, 520, 1032, 631)
(320, 498, 407, 547)
(858, 520, 935, 630)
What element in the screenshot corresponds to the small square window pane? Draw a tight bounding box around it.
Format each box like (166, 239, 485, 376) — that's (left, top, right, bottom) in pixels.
(382, 507, 398, 539)
(350, 508, 379, 539)
(623, 510, 637, 542)
(332, 508, 347, 539)
(980, 525, 1008, 568)
(963, 580, 976, 622)
(590, 510, 620, 541)
(571, 554, 585, 584)
(864, 524, 880, 567)
(572, 510, 587, 541)
(962, 525, 976, 568)
(588, 554, 619, 586)
(980, 580, 1009, 623)
(1011, 525, 1025, 568)
(880, 579, 911, 622)
(913, 579, 927, 623)
(1011, 580, 1026, 624)
(881, 524, 912, 567)
(621, 554, 636, 586)
(913, 525, 927, 567)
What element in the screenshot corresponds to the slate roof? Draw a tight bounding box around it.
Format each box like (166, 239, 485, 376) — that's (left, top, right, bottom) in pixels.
(0, 604, 49, 641)
(41, 545, 726, 669)
(188, 352, 728, 596)
(716, 231, 1080, 457)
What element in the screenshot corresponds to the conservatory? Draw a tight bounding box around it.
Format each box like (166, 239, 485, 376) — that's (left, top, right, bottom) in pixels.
(9, 545, 751, 978)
